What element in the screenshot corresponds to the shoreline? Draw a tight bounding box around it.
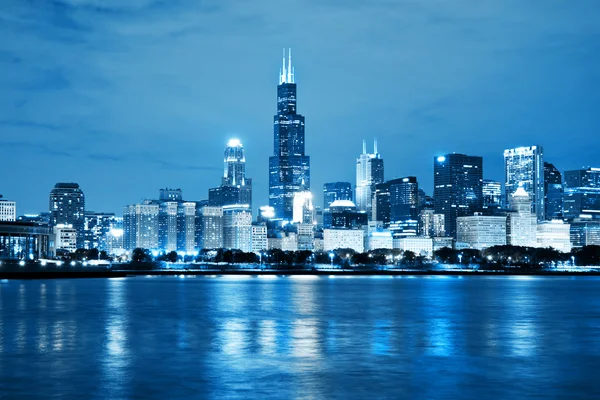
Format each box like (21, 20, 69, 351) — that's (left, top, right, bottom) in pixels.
(2, 268, 600, 279)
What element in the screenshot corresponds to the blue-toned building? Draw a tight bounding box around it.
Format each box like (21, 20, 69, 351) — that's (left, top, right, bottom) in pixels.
(269, 49, 310, 221)
(323, 182, 353, 209)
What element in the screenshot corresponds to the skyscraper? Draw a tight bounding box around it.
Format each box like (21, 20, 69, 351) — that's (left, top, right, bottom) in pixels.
(323, 182, 353, 209)
(507, 186, 537, 247)
(504, 146, 544, 221)
(434, 154, 483, 238)
(356, 140, 384, 217)
(209, 139, 252, 208)
(269, 49, 310, 221)
(482, 180, 502, 210)
(223, 204, 252, 252)
(544, 162, 563, 220)
(563, 167, 600, 220)
(374, 177, 419, 236)
(49, 183, 85, 248)
(123, 201, 159, 251)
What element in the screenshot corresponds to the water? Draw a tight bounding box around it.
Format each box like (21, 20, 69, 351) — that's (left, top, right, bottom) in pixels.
(1, 276, 600, 399)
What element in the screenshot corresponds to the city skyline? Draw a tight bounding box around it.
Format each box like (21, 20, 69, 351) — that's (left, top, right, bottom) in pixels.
(1, 1, 599, 215)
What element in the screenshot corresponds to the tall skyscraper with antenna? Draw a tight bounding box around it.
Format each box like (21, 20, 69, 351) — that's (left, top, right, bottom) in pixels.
(356, 139, 384, 218)
(269, 49, 310, 221)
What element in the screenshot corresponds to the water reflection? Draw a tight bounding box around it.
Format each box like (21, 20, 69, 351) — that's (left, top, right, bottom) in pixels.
(101, 279, 130, 399)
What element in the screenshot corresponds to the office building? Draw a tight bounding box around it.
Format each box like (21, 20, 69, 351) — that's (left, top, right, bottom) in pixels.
(52, 224, 77, 254)
(507, 186, 538, 247)
(83, 212, 116, 251)
(269, 49, 310, 221)
(537, 220, 571, 253)
(393, 237, 434, 258)
(356, 139, 384, 216)
(293, 191, 314, 224)
(200, 206, 223, 249)
(434, 154, 483, 238)
(323, 200, 368, 229)
(418, 209, 446, 238)
(504, 146, 544, 221)
(375, 176, 419, 236)
(366, 228, 393, 251)
(563, 167, 600, 220)
(456, 214, 507, 250)
(223, 204, 252, 252)
(209, 139, 252, 208)
(177, 202, 196, 254)
(482, 180, 502, 210)
(251, 224, 268, 252)
(544, 162, 563, 220)
(323, 229, 365, 253)
(49, 183, 85, 247)
(297, 223, 315, 251)
(158, 201, 178, 252)
(323, 182, 353, 209)
(0, 198, 16, 222)
(570, 217, 600, 247)
(159, 188, 183, 202)
(0, 222, 51, 260)
(123, 202, 159, 250)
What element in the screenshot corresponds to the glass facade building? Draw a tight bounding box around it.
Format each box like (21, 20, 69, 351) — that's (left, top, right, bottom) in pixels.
(504, 146, 544, 221)
(49, 182, 85, 248)
(482, 180, 502, 210)
(544, 162, 563, 220)
(323, 182, 353, 209)
(269, 49, 310, 221)
(356, 140, 384, 217)
(563, 167, 600, 220)
(434, 154, 483, 239)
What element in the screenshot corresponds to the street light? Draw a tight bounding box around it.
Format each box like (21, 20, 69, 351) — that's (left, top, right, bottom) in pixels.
(329, 252, 334, 267)
(458, 253, 463, 265)
(571, 256, 576, 267)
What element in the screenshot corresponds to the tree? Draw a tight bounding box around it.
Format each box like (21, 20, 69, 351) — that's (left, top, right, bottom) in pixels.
(166, 251, 178, 263)
(131, 248, 152, 263)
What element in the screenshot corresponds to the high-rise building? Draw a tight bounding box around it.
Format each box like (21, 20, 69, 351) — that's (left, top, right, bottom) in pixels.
(223, 204, 252, 252)
(0, 198, 16, 222)
(200, 206, 223, 250)
(504, 146, 544, 221)
(563, 167, 600, 220)
(123, 201, 159, 251)
(482, 180, 502, 210)
(251, 223, 268, 253)
(293, 191, 314, 224)
(296, 223, 314, 251)
(544, 162, 563, 220)
(158, 201, 178, 252)
(570, 217, 600, 247)
(323, 182, 353, 209)
(323, 200, 368, 229)
(209, 139, 252, 209)
(507, 186, 537, 247)
(374, 177, 419, 236)
(49, 183, 85, 248)
(177, 202, 196, 254)
(323, 229, 365, 253)
(83, 212, 116, 251)
(269, 49, 310, 221)
(52, 224, 78, 254)
(434, 154, 483, 238)
(159, 188, 183, 202)
(356, 140, 384, 217)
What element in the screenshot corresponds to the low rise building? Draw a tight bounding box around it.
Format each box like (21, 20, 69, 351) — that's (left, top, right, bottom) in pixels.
(53, 223, 77, 254)
(323, 229, 365, 253)
(0, 199, 16, 222)
(537, 220, 572, 253)
(456, 214, 507, 250)
(393, 237, 433, 257)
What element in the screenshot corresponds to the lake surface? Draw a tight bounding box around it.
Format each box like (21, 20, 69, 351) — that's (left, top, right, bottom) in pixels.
(1, 276, 600, 399)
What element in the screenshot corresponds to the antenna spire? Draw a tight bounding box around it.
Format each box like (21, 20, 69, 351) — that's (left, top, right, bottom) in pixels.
(362, 139, 367, 154)
(287, 48, 293, 83)
(280, 48, 287, 84)
(374, 138, 378, 154)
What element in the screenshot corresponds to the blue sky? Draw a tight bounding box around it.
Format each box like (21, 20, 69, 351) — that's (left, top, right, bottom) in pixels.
(1, 0, 599, 215)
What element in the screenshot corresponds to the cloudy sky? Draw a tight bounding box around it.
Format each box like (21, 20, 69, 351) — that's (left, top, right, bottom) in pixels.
(1, 0, 599, 215)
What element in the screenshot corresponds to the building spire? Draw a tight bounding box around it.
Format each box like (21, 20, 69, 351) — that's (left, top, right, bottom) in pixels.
(363, 139, 367, 154)
(280, 48, 287, 84)
(374, 138, 378, 154)
(287, 48, 293, 83)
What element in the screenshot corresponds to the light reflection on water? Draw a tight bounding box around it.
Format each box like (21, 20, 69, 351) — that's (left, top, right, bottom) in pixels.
(0, 276, 599, 399)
